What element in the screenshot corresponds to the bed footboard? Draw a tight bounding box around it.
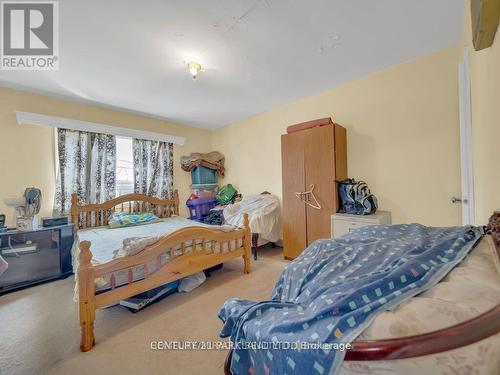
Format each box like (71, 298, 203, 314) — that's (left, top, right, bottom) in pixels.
(77, 214, 251, 352)
(78, 240, 96, 351)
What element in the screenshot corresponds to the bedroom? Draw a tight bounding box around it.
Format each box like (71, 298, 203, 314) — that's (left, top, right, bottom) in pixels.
(0, 0, 499, 374)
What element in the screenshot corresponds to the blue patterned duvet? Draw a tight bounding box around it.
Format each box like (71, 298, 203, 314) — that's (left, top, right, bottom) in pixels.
(219, 224, 483, 375)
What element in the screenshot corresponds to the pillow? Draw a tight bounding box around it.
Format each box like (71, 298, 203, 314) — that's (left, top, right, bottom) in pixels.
(108, 212, 161, 228)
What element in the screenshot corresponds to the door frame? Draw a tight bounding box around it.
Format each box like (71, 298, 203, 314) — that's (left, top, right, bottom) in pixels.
(458, 46, 475, 225)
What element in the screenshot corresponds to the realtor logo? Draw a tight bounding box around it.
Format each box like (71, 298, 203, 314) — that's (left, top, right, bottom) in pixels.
(1, 1, 59, 70)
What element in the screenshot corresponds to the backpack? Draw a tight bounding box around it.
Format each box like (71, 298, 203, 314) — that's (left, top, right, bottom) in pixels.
(337, 179, 378, 215)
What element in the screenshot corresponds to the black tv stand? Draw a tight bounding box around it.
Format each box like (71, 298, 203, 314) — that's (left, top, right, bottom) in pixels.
(0, 224, 74, 295)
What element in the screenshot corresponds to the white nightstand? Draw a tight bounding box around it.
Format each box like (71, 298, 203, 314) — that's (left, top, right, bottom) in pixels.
(331, 211, 392, 237)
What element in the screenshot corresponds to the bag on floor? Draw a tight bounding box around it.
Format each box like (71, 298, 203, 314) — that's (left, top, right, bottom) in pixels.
(337, 179, 378, 215)
(178, 271, 206, 293)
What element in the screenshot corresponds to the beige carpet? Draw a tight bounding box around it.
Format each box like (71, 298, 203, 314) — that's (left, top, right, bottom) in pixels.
(0, 246, 287, 375)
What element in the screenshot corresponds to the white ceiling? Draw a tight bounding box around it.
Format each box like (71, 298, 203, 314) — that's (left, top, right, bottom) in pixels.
(0, 0, 465, 129)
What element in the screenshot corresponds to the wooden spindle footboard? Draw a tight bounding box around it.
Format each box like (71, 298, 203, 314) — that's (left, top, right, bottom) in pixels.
(73, 192, 251, 351)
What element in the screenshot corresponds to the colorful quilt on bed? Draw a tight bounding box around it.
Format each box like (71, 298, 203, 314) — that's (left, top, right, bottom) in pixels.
(218, 224, 483, 375)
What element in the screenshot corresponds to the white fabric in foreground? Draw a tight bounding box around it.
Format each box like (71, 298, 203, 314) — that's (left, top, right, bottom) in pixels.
(223, 194, 280, 242)
(178, 272, 206, 293)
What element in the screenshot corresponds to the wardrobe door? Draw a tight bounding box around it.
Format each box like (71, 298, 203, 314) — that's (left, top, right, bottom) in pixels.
(281, 131, 307, 259)
(334, 124, 348, 200)
(304, 124, 336, 245)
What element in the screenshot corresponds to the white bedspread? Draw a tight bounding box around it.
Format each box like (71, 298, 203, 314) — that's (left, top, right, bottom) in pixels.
(73, 216, 232, 265)
(72, 216, 236, 298)
(223, 194, 280, 242)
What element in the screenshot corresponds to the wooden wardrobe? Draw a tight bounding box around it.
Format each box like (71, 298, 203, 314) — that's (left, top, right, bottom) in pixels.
(281, 123, 347, 259)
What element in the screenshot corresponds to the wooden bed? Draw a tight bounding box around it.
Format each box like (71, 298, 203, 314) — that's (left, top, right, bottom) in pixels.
(224, 212, 500, 374)
(71, 191, 251, 352)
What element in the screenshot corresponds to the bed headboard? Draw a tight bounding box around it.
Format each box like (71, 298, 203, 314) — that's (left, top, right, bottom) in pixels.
(70, 191, 180, 230)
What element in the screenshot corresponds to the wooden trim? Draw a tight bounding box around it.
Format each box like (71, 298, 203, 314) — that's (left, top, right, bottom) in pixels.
(95, 248, 245, 308)
(173, 190, 180, 216)
(75, 193, 251, 352)
(71, 192, 79, 229)
(78, 240, 96, 352)
(471, 0, 500, 51)
(70, 192, 179, 229)
(15, 111, 186, 145)
(93, 227, 245, 278)
(345, 303, 500, 361)
(286, 117, 332, 134)
(78, 218, 251, 351)
(243, 213, 251, 274)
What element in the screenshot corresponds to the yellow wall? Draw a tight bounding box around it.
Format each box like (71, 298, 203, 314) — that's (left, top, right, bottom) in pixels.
(6, 12, 497, 229)
(462, 0, 500, 224)
(212, 46, 462, 226)
(0, 87, 212, 224)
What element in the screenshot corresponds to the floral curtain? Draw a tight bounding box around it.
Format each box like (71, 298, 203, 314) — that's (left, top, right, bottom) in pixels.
(89, 133, 116, 204)
(54, 129, 116, 215)
(54, 129, 88, 214)
(133, 139, 174, 199)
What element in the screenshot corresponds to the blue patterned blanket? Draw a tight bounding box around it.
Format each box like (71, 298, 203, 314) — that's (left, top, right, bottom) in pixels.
(218, 224, 483, 375)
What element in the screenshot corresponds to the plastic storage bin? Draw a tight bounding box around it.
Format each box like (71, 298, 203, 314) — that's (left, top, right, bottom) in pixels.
(191, 183, 219, 197)
(191, 166, 217, 184)
(186, 197, 217, 222)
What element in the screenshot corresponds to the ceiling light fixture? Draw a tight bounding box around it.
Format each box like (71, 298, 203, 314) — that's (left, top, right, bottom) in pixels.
(186, 61, 202, 80)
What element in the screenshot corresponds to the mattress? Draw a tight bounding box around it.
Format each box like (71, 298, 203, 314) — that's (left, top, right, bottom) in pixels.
(340, 235, 500, 375)
(72, 216, 239, 294)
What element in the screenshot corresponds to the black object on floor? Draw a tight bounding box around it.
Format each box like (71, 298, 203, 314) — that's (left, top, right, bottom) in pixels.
(252, 232, 277, 260)
(120, 282, 178, 313)
(204, 263, 223, 277)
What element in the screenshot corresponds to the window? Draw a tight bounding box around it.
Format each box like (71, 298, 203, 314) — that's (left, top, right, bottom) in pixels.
(54, 123, 175, 215)
(116, 137, 134, 196)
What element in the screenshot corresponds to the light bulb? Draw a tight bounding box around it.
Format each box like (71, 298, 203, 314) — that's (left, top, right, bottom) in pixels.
(189, 66, 199, 77)
(186, 62, 202, 80)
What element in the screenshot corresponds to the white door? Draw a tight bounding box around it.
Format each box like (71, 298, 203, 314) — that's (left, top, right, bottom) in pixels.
(457, 47, 475, 225)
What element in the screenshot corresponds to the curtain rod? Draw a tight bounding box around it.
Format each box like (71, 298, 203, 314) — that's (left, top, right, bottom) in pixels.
(15, 111, 186, 146)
